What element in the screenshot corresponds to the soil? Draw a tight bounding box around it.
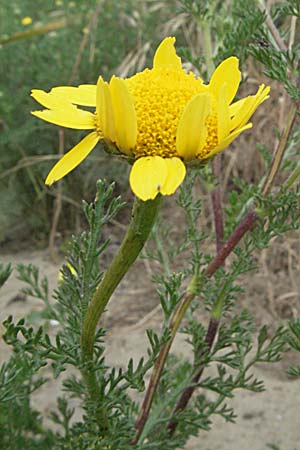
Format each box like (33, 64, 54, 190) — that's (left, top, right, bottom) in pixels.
(1, 246, 300, 450)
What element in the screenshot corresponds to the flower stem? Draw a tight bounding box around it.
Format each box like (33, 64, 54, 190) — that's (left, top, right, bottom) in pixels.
(166, 209, 257, 435)
(167, 99, 298, 432)
(167, 318, 219, 436)
(201, 20, 215, 78)
(131, 276, 198, 445)
(285, 161, 300, 190)
(80, 195, 161, 415)
(261, 104, 297, 196)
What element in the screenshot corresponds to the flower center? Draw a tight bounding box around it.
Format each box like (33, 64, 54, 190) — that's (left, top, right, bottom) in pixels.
(198, 114, 219, 160)
(125, 67, 209, 159)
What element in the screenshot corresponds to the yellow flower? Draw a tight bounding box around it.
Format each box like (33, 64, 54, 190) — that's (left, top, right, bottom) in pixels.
(21, 16, 33, 26)
(31, 37, 269, 201)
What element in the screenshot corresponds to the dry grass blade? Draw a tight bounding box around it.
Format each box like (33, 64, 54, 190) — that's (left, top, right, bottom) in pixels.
(0, 18, 68, 45)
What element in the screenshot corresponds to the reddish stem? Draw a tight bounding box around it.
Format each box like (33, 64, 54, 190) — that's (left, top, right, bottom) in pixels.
(167, 209, 257, 435)
(205, 210, 257, 277)
(167, 319, 219, 435)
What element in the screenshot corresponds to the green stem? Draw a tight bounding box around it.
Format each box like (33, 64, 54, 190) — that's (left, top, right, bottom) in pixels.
(195, 2, 216, 79)
(80, 195, 161, 412)
(131, 274, 199, 445)
(261, 104, 297, 196)
(284, 160, 300, 190)
(201, 20, 215, 78)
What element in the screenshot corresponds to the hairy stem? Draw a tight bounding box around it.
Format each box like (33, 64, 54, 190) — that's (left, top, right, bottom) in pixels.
(261, 104, 298, 197)
(131, 283, 197, 445)
(258, 0, 287, 52)
(166, 102, 298, 433)
(167, 318, 219, 435)
(80, 196, 161, 416)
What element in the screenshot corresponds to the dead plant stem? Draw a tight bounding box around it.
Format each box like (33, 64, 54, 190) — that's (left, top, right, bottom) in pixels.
(261, 104, 298, 197)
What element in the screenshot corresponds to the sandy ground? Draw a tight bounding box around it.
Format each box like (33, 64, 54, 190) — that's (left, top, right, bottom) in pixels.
(1, 249, 300, 450)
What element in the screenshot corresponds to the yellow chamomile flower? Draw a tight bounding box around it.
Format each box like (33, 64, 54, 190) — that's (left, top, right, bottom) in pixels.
(21, 16, 33, 26)
(31, 37, 269, 201)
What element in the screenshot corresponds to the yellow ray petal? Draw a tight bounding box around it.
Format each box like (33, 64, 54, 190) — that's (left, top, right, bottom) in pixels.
(96, 76, 116, 142)
(45, 131, 100, 185)
(50, 85, 97, 106)
(229, 97, 247, 118)
(160, 157, 186, 196)
(153, 37, 182, 70)
(109, 76, 137, 154)
(176, 93, 211, 160)
(205, 123, 252, 159)
(230, 85, 270, 130)
(31, 108, 95, 129)
(31, 89, 77, 110)
(217, 84, 230, 142)
(209, 57, 241, 104)
(129, 156, 168, 201)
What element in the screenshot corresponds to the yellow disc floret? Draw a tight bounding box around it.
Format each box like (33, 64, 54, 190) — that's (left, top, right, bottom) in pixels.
(125, 67, 207, 158)
(199, 114, 218, 159)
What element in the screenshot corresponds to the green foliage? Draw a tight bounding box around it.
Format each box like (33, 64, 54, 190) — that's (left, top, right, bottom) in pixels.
(0, 261, 12, 289)
(1, 0, 300, 449)
(1, 165, 299, 448)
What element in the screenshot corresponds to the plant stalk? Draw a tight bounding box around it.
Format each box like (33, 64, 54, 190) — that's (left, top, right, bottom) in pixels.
(166, 100, 298, 433)
(261, 104, 298, 197)
(80, 195, 161, 413)
(131, 282, 197, 445)
(167, 318, 219, 435)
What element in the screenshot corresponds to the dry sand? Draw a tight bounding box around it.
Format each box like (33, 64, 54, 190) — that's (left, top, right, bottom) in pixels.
(1, 249, 300, 450)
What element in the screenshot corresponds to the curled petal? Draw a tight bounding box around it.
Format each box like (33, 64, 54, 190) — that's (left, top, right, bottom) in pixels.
(96, 76, 116, 142)
(217, 84, 230, 142)
(129, 156, 186, 200)
(205, 123, 253, 159)
(209, 57, 241, 104)
(153, 36, 182, 70)
(160, 157, 186, 196)
(176, 93, 211, 160)
(45, 131, 100, 185)
(109, 76, 137, 154)
(230, 85, 270, 130)
(129, 156, 168, 201)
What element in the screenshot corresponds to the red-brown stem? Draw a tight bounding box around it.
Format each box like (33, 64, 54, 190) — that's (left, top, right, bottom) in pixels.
(166, 210, 257, 435)
(205, 210, 257, 277)
(167, 318, 219, 435)
(165, 105, 298, 434)
(131, 291, 196, 445)
(131, 210, 257, 445)
(132, 97, 298, 444)
(211, 156, 224, 253)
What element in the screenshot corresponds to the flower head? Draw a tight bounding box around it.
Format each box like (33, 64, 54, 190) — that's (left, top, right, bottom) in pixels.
(31, 37, 269, 201)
